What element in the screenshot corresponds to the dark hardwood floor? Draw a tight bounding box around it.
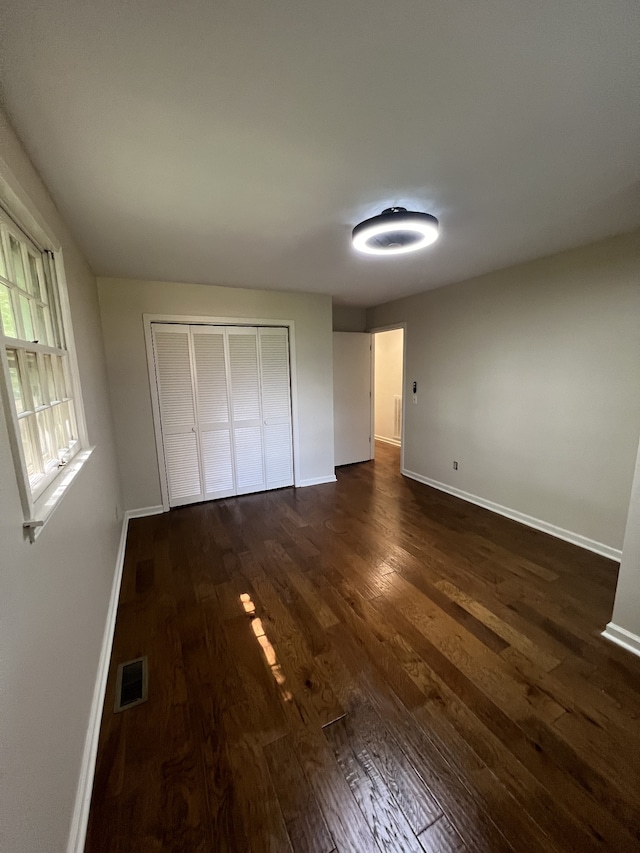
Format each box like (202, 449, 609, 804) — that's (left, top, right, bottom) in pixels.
(86, 442, 640, 852)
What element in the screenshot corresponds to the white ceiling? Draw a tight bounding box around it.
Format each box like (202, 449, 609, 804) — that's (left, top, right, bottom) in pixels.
(0, 1, 638, 307)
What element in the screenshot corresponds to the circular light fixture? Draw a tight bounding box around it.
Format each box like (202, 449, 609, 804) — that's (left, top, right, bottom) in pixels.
(352, 207, 439, 256)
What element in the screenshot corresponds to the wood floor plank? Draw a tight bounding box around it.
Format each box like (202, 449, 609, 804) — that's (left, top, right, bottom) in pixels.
(264, 735, 337, 853)
(384, 627, 628, 853)
(416, 679, 605, 853)
(324, 715, 424, 853)
(290, 723, 384, 853)
(85, 442, 640, 853)
(394, 563, 510, 654)
(374, 597, 640, 850)
(436, 578, 563, 672)
(239, 567, 345, 729)
(223, 702, 294, 853)
(383, 571, 567, 725)
(318, 576, 428, 713)
(417, 815, 466, 851)
(326, 622, 516, 853)
(196, 698, 237, 853)
(281, 562, 341, 629)
(219, 611, 289, 745)
(315, 638, 443, 835)
(412, 704, 569, 853)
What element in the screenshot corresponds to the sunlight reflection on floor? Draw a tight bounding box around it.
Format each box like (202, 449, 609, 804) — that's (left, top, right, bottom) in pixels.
(240, 593, 292, 701)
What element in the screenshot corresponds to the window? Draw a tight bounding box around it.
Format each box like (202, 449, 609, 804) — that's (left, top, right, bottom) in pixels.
(0, 206, 88, 536)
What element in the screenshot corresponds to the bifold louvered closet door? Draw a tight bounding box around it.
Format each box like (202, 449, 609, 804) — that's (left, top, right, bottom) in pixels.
(152, 323, 293, 507)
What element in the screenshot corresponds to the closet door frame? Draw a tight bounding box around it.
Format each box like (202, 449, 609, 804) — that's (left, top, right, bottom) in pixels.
(144, 313, 301, 512)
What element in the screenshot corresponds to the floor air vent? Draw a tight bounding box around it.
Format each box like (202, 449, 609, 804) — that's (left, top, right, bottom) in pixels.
(114, 656, 148, 713)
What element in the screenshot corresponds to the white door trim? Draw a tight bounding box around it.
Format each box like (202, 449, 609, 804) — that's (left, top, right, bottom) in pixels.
(143, 313, 301, 512)
(369, 322, 407, 471)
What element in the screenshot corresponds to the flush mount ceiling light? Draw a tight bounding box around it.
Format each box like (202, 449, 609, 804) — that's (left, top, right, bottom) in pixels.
(352, 207, 439, 255)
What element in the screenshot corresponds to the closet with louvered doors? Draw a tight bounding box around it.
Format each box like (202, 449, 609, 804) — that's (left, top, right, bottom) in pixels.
(151, 323, 294, 508)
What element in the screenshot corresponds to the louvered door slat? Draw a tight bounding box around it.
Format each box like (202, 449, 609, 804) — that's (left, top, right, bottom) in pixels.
(263, 422, 293, 486)
(260, 331, 291, 420)
(193, 331, 229, 423)
(228, 328, 265, 494)
(228, 332, 261, 422)
(234, 426, 265, 493)
(152, 325, 203, 506)
(192, 328, 236, 499)
(154, 330, 197, 433)
(164, 434, 202, 504)
(200, 430, 235, 495)
(259, 328, 293, 489)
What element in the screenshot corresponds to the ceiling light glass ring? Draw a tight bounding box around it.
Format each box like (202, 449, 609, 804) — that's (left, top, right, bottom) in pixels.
(352, 208, 439, 255)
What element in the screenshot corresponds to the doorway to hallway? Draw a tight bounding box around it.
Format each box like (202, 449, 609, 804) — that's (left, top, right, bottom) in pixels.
(372, 327, 405, 460)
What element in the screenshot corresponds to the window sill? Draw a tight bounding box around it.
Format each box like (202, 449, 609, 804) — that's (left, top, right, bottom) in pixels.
(23, 446, 95, 542)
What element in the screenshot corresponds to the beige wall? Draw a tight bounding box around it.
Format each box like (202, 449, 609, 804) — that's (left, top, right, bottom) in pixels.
(332, 304, 367, 332)
(98, 278, 335, 510)
(374, 328, 404, 443)
(0, 112, 121, 851)
(367, 230, 640, 553)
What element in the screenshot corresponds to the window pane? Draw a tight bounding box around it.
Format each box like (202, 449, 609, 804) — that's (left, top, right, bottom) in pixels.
(27, 254, 42, 298)
(51, 314, 63, 348)
(18, 294, 35, 341)
(26, 352, 43, 408)
(38, 266, 50, 305)
(36, 303, 50, 346)
(0, 239, 7, 279)
(39, 260, 65, 348)
(53, 356, 67, 399)
(51, 402, 65, 451)
(9, 236, 27, 290)
(51, 295, 64, 349)
(0, 283, 16, 337)
(44, 310, 54, 346)
(7, 348, 25, 413)
(36, 278, 55, 345)
(62, 399, 78, 447)
(43, 355, 56, 402)
(19, 416, 38, 479)
(61, 356, 71, 398)
(36, 409, 56, 467)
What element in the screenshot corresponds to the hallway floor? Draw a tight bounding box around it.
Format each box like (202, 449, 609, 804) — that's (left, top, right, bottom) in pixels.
(86, 443, 640, 852)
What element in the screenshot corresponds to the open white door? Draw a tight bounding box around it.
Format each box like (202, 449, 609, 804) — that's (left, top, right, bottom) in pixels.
(333, 332, 372, 466)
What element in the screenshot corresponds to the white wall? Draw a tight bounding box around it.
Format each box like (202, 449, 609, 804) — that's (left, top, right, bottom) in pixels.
(0, 111, 122, 852)
(374, 328, 404, 444)
(607, 436, 640, 645)
(98, 278, 335, 510)
(367, 230, 640, 553)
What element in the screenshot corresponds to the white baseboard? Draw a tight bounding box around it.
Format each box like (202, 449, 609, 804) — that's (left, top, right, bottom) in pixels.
(125, 504, 164, 519)
(66, 505, 162, 853)
(297, 475, 338, 487)
(602, 623, 640, 659)
(402, 468, 621, 562)
(375, 434, 401, 447)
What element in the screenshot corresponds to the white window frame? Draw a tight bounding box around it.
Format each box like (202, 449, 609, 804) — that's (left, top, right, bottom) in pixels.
(0, 203, 91, 541)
